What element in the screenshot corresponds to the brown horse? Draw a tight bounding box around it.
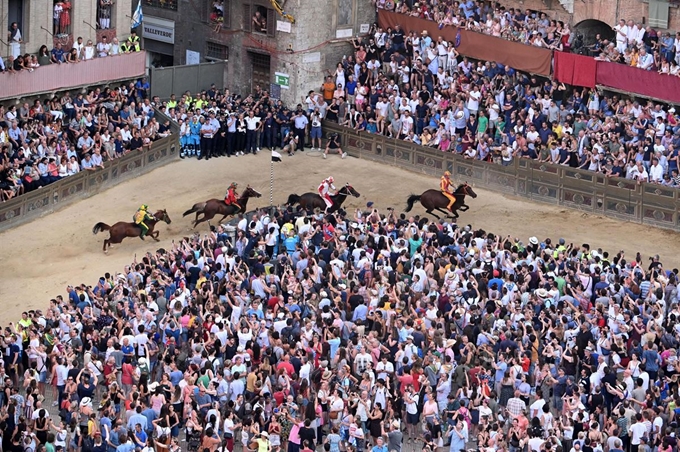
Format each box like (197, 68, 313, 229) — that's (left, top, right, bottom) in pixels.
(285, 183, 360, 213)
(93, 209, 172, 253)
(405, 183, 478, 219)
(183, 186, 262, 228)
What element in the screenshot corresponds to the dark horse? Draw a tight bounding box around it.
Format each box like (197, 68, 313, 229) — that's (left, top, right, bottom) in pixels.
(405, 183, 477, 219)
(285, 183, 360, 213)
(93, 209, 172, 253)
(183, 186, 262, 228)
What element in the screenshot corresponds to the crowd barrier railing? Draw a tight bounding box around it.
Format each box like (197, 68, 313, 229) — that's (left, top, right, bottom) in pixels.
(325, 121, 680, 231)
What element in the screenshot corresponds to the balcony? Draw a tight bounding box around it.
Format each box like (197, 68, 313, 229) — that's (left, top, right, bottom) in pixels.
(0, 51, 147, 101)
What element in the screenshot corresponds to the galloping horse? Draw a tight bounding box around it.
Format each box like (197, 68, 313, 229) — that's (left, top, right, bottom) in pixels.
(183, 186, 262, 228)
(93, 209, 172, 253)
(405, 182, 478, 219)
(285, 183, 361, 213)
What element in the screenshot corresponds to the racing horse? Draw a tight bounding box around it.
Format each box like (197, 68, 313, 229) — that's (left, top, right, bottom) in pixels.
(285, 183, 360, 213)
(93, 209, 172, 253)
(405, 182, 477, 219)
(183, 186, 262, 228)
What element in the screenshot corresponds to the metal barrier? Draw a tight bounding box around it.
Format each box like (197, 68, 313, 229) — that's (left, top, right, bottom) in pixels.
(324, 122, 680, 232)
(150, 61, 226, 100)
(0, 132, 179, 232)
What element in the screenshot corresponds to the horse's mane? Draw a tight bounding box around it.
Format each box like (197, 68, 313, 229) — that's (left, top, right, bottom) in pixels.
(455, 183, 466, 191)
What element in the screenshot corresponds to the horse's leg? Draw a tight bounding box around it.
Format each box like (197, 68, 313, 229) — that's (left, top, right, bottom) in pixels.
(434, 207, 451, 217)
(152, 230, 160, 242)
(459, 204, 469, 211)
(103, 239, 108, 253)
(425, 209, 441, 219)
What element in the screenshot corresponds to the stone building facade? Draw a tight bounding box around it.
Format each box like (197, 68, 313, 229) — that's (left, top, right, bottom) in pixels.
(140, 0, 375, 105)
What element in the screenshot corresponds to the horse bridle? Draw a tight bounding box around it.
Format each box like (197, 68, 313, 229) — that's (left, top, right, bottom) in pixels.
(459, 184, 472, 196)
(338, 184, 355, 196)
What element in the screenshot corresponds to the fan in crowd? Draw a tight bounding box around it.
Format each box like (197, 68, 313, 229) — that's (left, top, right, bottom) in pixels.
(0, 199, 677, 452)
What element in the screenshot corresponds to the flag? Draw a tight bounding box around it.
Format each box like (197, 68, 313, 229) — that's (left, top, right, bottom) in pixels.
(132, 0, 143, 29)
(271, 150, 282, 162)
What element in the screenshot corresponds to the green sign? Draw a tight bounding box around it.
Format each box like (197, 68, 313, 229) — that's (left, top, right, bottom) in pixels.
(275, 72, 290, 89)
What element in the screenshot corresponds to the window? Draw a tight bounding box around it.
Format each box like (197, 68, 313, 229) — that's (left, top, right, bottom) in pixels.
(53, 0, 73, 38)
(8, 0, 25, 43)
(243, 3, 275, 37)
(210, 0, 230, 29)
(206, 42, 228, 60)
(97, 0, 115, 29)
(144, 0, 178, 11)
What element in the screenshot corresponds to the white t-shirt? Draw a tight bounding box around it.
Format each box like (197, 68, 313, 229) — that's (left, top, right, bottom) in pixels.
(467, 90, 481, 111)
(244, 116, 260, 131)
(405, 394, 419, 414)
(629, 422, 647, 445)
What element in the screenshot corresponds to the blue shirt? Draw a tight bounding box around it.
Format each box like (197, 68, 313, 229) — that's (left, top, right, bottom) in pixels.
(642, 349, 660, 371)
(494, 361, 507, 382)
(116, 443, 135, 452)
(328, 337, 341, 358)
(127, 413, 147, 431)
(352, 304, 368, 322)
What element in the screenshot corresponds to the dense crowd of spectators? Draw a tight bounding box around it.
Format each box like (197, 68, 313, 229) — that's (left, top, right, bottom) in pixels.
(160, 84, 333, 160)
(372, 0, 680, 72)
(312, 17, 680, 187)
(0, 78, 173, 201)
(3, 22, 141, 74)
(3, 200, 680, 452)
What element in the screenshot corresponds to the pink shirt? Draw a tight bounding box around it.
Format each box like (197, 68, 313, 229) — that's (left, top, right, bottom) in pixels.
(289, 422, 303, 445)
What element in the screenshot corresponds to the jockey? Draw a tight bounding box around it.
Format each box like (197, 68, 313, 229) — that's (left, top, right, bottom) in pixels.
(318, 176, 336, 213)
(440, 171, 456, 211)
(133, 204, 155, 240)
(224, 182, 241, 210)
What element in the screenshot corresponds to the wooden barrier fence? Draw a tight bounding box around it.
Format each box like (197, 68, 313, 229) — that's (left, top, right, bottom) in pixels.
(324, 122, 680, 232)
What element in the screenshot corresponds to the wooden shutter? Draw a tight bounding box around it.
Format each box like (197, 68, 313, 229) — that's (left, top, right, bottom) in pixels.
(267, 8, 276, 37)
(243, 3, 252, 32)
(648, 0, 669, 29)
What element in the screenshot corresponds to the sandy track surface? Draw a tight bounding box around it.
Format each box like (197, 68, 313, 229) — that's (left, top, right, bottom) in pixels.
(1, 151, 678, 320)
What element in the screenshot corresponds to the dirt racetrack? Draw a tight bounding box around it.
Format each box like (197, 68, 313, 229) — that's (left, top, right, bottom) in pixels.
(1, 151, 679, 320)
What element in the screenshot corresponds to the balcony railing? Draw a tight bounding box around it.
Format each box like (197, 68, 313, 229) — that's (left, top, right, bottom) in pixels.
(144, 0, 178, 11)
(0, 51, 147, 101)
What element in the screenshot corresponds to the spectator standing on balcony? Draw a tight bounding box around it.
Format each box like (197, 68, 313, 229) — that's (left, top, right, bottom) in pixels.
(126, 32, 141, 53)
(73, 36, 85, 59)
(614, 19, 629, 54)
(637, 48, 654, 71)
(110, 37, 121, 55)
(99, 0, 113, 29)
(83, 40, 95, 61)
(8, 22, 22, 59)
(51, 43, 66, 64)
(97, 36, 110, 58)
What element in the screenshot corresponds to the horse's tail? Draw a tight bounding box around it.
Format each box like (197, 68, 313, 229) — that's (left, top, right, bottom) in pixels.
(286, 194, 301, 205)
(92, 222, 110, 235)
(183, 202, 206, 217)
(405, 194, 421, 212)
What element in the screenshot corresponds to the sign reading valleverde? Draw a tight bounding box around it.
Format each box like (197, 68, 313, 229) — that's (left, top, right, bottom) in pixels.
(142, 16, 176, 44)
